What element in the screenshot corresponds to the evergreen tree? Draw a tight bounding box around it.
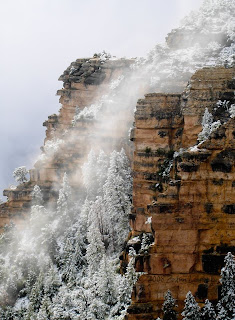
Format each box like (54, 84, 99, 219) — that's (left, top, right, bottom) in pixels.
(217, 252, 235, 320)
(31, 185, 43, 206)
(98, 255, 118, 310)
(198, 108, 213, 142)
(56, 173, 72, 226)
(96, 150, 108, 194)
(110, 274, 129, 318)
(59, 223, 86, 285)
(140, 233, 153, 253)
(125, 248, 138, 298)
(51, 285, 78, 320)
(162, 290, 177, 320)
(198, 108, 221, 142)
(86, 209, 105, 276)
(13, 166, 28, 184)
(29, 204, 47, 231)
(103, 149, 132, 253)
(28, 272, 45, 314)
(43, 266, 61, 299)
(82, 150, 98, 199)
(91, 196, 108, 244)
(201, 299, 216, 320)
(182, 291, 200, 320)
(37, 296, 52, 320)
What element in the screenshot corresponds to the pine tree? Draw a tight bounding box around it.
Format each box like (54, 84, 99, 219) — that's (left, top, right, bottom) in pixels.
(162, 290, 177, 320)
(201, 299, 216, 320)
(31, 185, 43, 206)
(182, 291, 200, 320)
(125, 248, 138, 298)
(56, 173, 72, 226)
(90, 196, 108, 243)
(86, 209, 105, 276)
(82, 149, 98, 199)
(43, 266, 61, 298)
(140, 233, 153, 253)
(51, 285, 79, 319)
(98, 255, 118, 310)
(110, 273, 129, 318)
(37, 296, 52, 320)
(96, 150, 108, 194)
(13, 166, 28, 184)
(28, 272, 45, 314)
(198, 108, 213, 142)
(217, 252, 235, 320)
(59, 223, 86, 286)
(103, 149, 132, 253)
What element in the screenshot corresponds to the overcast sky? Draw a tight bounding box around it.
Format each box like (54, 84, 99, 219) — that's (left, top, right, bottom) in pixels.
(0, 0, 204, 199)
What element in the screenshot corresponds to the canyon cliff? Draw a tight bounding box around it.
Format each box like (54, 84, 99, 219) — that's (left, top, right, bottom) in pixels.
(126, 66, 235, 319)
(0, 57, 134, 230)
(0, 1, 235, 318)
(0, 57, 234, 318)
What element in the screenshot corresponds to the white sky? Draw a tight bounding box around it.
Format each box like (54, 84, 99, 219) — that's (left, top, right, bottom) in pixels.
(0, 0, 203, 198)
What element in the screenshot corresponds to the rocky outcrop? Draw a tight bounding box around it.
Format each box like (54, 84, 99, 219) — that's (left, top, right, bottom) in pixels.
(126, 66, 235, 319)
(0, 56, 234, 320)
(166, 28, 230, 50)
(0, 57, 134, 231)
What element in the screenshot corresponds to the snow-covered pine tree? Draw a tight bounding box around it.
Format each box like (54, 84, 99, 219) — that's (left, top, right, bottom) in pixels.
(118, 148, 133, 200)
(31, 185, 43, 206)
(96, 150, 109, 194)
(140, 233, 152, 253)
(103, 149, 132, 253)
(198, 108, 213, 142)
(217, 252, 235, 320)
(37, 296, 52, 320)
(182, 291, 200, 320)
(198, 107, 221, 142)
(50, 285, 80, 319)
(13, 166, 28, 184)
(86, 206, 105, 276)
(90, 196, 108, 245)
(82, 149, 99, 199)
(125, 248, 138, 298)
(162, 290, 177, 320)
(56, 172, 72, 225)
(97, 255, 118, 315)
(201, 299, 216, 320)
(109, 273, 130, 319)
(27, 272, 45, 316)
(58, 222, 86, 286)
(110, 248, 139, 319)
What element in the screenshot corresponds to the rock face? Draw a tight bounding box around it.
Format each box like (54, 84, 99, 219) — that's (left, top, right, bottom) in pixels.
(0, 57, 234, 320)
(0, 57, 134, 231)
(126, 67, 235, 319)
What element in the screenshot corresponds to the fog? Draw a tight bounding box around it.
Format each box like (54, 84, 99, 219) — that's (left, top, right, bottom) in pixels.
(0, 0, 204, 199)
(0, 0, 234, 316)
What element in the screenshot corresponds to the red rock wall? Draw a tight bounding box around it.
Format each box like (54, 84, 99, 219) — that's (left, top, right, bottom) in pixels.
(0, 61, 234, 320)
(127, 67, 235, 319)
(0, 58, 134, 230)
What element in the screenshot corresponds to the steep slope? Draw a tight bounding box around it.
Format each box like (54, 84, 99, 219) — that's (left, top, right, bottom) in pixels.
(0, 1, 234, 319)
(0, 58, 134, 230)
(126, 66, 235, 319)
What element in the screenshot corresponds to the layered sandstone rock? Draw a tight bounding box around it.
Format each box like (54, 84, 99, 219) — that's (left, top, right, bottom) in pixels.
(0, 57, 234, 320)
(0, 57, 134, 231)
(126, 67, 235, 319)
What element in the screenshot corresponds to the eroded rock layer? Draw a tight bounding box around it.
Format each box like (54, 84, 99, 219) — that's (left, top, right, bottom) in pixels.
(0, 59, 234, 320)
(126, 67, 235, 319)
(0, 58, 134, 230)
